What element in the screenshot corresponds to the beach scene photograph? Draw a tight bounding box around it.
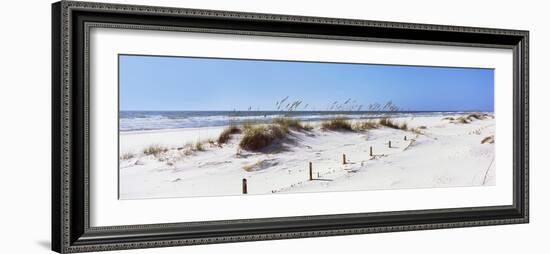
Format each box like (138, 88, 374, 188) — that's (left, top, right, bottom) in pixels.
(118, 55, 495, 200)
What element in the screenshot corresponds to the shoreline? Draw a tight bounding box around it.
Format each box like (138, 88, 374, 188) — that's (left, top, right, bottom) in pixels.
(119, 111, 494, 133)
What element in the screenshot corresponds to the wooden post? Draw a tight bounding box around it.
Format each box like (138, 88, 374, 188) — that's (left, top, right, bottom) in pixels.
(242, 178, 247, 194)
(388, 140, 392, 148)
(369, 146, 373, 156)
(342, 154, 346, 164)
(309, 162, 313, 180)
(404, 135, 407, 141)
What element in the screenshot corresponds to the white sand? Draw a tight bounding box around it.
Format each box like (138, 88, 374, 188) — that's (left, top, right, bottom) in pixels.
(119, 126, 225, 154)
(119, 114, 495, 200)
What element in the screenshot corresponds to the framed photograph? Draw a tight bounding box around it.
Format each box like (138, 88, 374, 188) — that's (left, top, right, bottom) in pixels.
(52, 1, 529, 253)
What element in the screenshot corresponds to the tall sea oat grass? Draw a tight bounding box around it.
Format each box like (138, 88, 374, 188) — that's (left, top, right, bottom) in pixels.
(352, 119, 379, 131)
(272, 117, 312, 131)
(218, 125, 242, 144)
(239, 124, 288, 151)
(321, 117, 353, 131)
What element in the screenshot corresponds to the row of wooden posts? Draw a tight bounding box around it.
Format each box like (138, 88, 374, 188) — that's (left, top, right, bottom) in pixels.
(242, 135, 408, 194)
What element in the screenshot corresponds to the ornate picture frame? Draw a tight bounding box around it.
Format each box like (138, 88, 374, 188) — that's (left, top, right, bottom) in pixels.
(52, 1, 529, 253)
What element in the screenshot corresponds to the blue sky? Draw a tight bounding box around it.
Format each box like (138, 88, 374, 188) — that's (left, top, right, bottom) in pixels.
(119, 55, 494, 112)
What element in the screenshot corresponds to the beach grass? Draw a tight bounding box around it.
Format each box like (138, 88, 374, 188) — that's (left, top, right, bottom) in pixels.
(446, 113, 491, 124)
(352, 120, 379, 131)
(218, 125, 242, 144)
(239, 124, 288, 151)
(467, 113, 485, 120)
(195, 141, 205, 151)
(119, 152, 135, 160)
(143, 145, 168, 156)
(378, 118, 400, 129)
(321, 117, 353, 131)
(378, 118, 409, 131)
(241, 120, 260, 131)
(455, 117, 470, 124)
(410, 125, 427, 135)
(481, 135, 495, 144)
(303, 123, 314, 131)
(273, 117, 312, 131)
(399, 122, 409, 131)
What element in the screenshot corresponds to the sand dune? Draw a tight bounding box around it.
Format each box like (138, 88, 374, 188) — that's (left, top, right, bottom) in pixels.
(119, 114, 495, 200)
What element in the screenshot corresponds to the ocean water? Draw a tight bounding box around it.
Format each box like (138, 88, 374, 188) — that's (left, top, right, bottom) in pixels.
(119, 111, 466, 132)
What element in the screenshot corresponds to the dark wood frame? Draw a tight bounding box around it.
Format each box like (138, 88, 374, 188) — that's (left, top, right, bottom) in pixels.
(52, 1, 529, 253)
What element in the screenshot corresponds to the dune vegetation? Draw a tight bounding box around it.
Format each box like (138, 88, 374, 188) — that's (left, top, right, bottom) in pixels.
(239, 124, 289, 151)
(445, 113, 492, 124)
(481, 135, 495, 144)
(378, 118, 409, 131)
(143, 145, 168, 157)
(218, 125, 242, 144)
(136, 101, 487, 157)
(272, 117, 313, 131)
(320, 117, 353, 131)
(229, 117, 315, 151)
(352, 119, 379, 131)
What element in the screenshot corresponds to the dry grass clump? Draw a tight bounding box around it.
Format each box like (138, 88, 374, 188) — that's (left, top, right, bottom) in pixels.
(411, 127, 423, 134)
(239, 124, 288, 151)
(194, 141, 204, 151)
(143, 145, 168, 156)
(378, 118, 409, 131)
(455, 117, 470, 124)
(447, 113, 492, 124)
(378, 118, 400, 129)
(176, 140, 208, 158)
(180, 149, 193, 156)
(481, 135, 495, 144)
(217, 125, 242, 144)
(321, 117, 353, 131)
(119, 152, 135, 160)
(303, 123, 314, 131)
(241, 120, 259, 131)
(185, 140, 208, 152)
(242, 158, 279, 172)
(352, 120, 379, 131)
(398, 122, 408, 131)
(410, 125, 427, 135)
(272, 117, 312, 131)
(467, 113, 485, 120)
